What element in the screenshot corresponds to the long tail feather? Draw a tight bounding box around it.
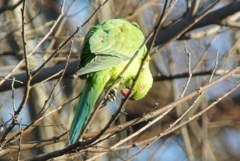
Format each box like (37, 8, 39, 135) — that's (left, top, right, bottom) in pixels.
(68, 74, 107, 145)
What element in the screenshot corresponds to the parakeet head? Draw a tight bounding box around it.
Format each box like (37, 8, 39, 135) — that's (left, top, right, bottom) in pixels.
(121, 62, 153, 100)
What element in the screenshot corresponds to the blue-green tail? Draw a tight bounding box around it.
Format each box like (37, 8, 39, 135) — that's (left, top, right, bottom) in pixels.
(68, 76, 106, 145)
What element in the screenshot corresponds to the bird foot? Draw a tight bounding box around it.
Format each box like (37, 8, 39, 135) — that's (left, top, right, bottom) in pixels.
(107, 88, 118, 102)
(102, 88, 118, 106)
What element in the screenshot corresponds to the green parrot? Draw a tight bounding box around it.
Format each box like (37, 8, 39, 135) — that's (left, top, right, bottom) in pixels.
(68, 19, 153, 145)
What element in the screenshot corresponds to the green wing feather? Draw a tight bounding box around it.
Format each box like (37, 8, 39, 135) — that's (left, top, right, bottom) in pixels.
(77, 19, 146, 76)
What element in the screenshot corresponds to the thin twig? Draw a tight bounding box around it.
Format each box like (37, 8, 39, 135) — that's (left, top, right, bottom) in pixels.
(0, 0, 32, 146)
(11, 77, 16, 112)
(151, 0, 222, 57)
(181, 42, 193, 98)
(16, 120, 23, 161)
(6, 38, 74, 144)
(31, 0, 110, 78)
(0, 0, 66, 86)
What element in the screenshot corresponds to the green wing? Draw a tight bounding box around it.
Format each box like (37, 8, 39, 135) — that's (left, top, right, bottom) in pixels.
(77, 19, 146, 76)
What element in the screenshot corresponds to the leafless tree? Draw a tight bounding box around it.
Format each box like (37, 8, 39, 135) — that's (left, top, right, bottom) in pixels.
(0, 0, 240, 160)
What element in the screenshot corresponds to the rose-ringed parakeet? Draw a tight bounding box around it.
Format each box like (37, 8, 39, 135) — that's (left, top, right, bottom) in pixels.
(68, 19, 153, 145)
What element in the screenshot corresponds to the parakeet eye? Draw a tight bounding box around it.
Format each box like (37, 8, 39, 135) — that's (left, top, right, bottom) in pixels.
(139, 85, 144, 90)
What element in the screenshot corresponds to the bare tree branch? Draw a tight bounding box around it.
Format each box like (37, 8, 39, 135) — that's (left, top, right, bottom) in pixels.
(0, 0, 23, 13)
(153, 1, 240, 45)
